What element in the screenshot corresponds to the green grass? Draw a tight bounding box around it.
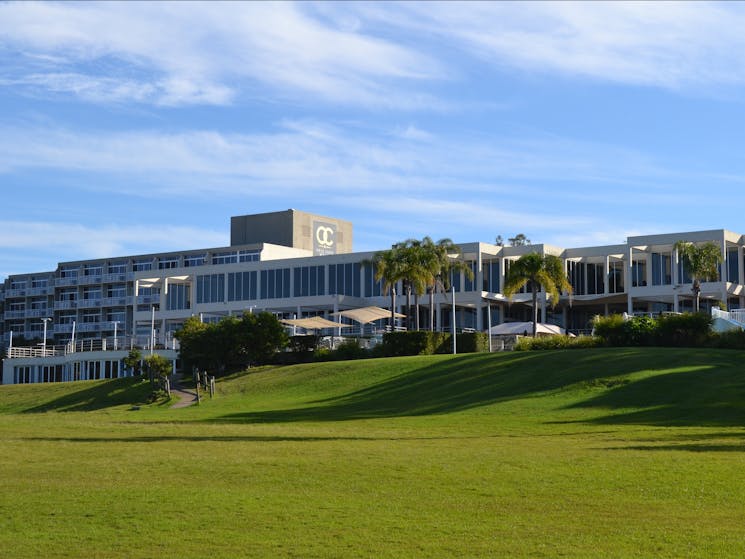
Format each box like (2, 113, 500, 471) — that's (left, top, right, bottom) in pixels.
(2, 347, 745, 558)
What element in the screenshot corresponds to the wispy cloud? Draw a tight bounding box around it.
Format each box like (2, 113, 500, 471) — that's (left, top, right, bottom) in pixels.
(0, 2, 443, 108)
(350, 1, 745, 91)
(0, 221, 226, 277)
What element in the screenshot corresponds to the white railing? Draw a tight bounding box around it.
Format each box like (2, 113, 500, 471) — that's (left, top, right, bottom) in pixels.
(712, 307, 745, 325)
(6, 335, 179, 359)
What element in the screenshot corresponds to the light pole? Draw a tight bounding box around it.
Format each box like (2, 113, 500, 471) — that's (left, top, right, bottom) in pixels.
(451, 285, 457, 355)
(41, 318, 51, 355)
(112, 321, 119, 351)
(150, 305, 155, 356)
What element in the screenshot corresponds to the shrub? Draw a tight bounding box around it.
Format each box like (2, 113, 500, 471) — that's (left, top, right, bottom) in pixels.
(515, 335, 601, 351)
(711, 329, 745, 349)
(454, 332, 489, 353)
(591, 314, 627, 346)
(656, 312, 712, 347)
(382, 331, 449, 356)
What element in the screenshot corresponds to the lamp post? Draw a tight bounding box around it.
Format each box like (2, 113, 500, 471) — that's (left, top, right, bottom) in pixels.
(451, 285, 457, 355)
(112, 321, 119, 351)
(150, 305, 155, 356)
(41, 317, 51, 355)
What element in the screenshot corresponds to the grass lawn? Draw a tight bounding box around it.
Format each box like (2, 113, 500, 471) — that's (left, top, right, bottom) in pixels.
(1, 347, 745, 558)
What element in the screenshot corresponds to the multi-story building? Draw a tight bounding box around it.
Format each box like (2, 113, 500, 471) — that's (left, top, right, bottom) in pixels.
(2, 208, 744, 384)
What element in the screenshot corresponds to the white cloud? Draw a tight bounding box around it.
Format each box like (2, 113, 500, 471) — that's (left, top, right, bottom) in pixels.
(351, 1, 745, 90)
(0, 220, 226, 277)
(0, 1, 442, 107)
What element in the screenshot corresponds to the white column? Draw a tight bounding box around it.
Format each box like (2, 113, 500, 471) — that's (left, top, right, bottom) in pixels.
(738, 245, 745, 287)
(626, 247, 633, 314)
(645, 251, 653, 287)
(604, 256, 610, 295)
(540, 291, 547, 322)
(673, 292, 679, 313)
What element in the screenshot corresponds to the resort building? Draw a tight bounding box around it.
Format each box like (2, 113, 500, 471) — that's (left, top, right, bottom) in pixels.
(2, 208, 744, 384)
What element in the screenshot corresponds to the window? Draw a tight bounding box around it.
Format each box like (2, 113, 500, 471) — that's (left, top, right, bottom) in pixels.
(651, 253, 672, 286)
(84, 265, 102, 277)
(10, 280, 27, 289)
(108, 262, 128, 274)
(568, 261, 586, 295)
(159, 258, 179, 269)
(196, 274, 225, 304)
(631, 260, 647, 287)
(228, 271, 258, 301)
(728, 248, 739, 283)
(464, 261, 478, 292)
(58, 289, 77, 301)
(31, 278, 48, 289)
(60, 266, 78, 278)
(328, 263, 360, 296)
(83, 287, 102, 300)
(482, 260, 500, 293)
(81, 312, 100, 323)
(184, 254, 205, 268)
(238, 250, 260, 262)
(608, 261, 625, 293)
(133, 259, 152, 272)
(259, 268, 290, 299)
(167, 283, 190, 310)
(293, 266, 325, 297)
(363, 263, 382, 297)
(212, 251, 237, 265)
(107, 285, 127, 298)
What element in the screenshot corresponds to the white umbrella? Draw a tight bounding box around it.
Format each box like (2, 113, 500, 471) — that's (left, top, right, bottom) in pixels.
(488, 321, 569, 336)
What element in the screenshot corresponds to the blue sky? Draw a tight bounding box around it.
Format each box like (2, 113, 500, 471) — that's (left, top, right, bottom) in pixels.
(1, 1, 745, 279)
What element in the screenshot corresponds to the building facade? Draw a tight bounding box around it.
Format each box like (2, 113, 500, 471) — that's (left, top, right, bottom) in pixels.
(2, 209, 744, 384)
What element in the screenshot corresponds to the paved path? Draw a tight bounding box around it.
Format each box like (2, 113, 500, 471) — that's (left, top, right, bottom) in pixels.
(169, 375, 198, 409)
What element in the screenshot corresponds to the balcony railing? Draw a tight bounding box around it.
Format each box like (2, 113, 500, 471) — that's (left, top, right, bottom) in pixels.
(55, 277, 79, 287)
(100, 296, 132, 307)
(76, 298, 102, 309)
(4, 310, 26, 319)
(54, 300, 77, 310)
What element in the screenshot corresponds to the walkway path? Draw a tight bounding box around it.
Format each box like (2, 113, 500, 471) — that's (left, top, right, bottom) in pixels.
(169, 375, 198, 409)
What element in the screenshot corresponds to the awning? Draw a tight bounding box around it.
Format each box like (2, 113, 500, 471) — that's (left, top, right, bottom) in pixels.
(331, 306, 406, 325)
(280, 317, 351, 330)
(488, 321, 571, 336)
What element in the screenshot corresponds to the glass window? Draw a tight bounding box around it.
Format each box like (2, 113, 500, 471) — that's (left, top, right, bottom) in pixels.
(184, 255, 205, 267)
(212, 251, 237, 265)
(159, 258, 179, 269)
(196, 274, 225, 304)
(108, 262, 127, 274)
(133, 259, 152, 272)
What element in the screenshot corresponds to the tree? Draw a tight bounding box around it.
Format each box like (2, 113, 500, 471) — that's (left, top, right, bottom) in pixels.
(495, 235, 504, 247)
(144, 354, 172, 391)
(503, 252, 572, 337)
(508, 233, 531, 247)
(419, 237, 474, 332)
(123, 348, 142, 377)
(674, 241, 723, 312)
(371, 245, 406, 330)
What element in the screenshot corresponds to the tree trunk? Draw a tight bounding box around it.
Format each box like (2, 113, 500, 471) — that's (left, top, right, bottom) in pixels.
(414, 294, 420, 331)
(429, 288, 435, 331)
(693, 279, 701, 313)
(406, 284, 412, 331)
(532, 289, 538, 337)
(390, 288, 396, 331)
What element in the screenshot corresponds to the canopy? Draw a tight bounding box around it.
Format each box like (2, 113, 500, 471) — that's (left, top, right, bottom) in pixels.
(488, 321, 570, 336)
(331, 306, 406, 325)
(280, 317, 351, 330)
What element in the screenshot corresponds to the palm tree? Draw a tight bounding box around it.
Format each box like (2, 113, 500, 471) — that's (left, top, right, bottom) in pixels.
(419, 237, 474, 331)
(371, 246, 405, 330)
(396, 238, 434, 331)
(674, 241, 723, 313)
(503, 252, 572, 337)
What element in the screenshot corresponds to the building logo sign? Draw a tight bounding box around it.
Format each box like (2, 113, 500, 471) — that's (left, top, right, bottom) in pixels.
(313, 221, 337, 256)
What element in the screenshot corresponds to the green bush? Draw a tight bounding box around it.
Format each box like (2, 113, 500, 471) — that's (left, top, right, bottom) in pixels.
(711, 329, 745, 349)
(382, 331, 489, 356)
(592, 312, 714, 348)
(656, 313, 713, 347)
(515, 335, 601, 351)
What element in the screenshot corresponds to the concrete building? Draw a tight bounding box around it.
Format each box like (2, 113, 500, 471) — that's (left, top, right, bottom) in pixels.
(2, 209, 744, 384)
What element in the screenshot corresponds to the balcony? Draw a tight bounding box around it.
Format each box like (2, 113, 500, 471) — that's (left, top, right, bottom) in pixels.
(77, 298, 102, 309)
(100, 296, 132, 307)
(55, 277, 79, 287)
(4, 310, 26, 319)
(26, 286, 53, 296)
(78, 275, 103, 286)
(102, 272, 133, 283)
(136, 295, 160, 305)
(25, 309, 51, 319)
(76, 322, 103, 333)
(5, 289, 27, 298)
(54, 300, 77, 310)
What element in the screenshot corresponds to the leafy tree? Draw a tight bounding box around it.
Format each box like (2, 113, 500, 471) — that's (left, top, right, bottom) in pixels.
(503, 252, 572, 337)
(123, 348, 143, 376)
(239, 311, 289, 365)
(495, 235, 504, 247)
(508, 233, 531, 247)
(144, 353, 172, 390)
(674, 241, 723, 312)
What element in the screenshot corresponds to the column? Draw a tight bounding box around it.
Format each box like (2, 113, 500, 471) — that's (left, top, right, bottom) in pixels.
(738, 245, 744, 287)
(626, 247, 633, 314)
(604, 256, 610, 295)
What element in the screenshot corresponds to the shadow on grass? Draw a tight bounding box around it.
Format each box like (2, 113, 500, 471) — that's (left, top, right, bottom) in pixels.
(22, 434, 494, 443)
(209, 348, 733, 425)
(20, 377, 153, 413)
(563, 358, 745, 427)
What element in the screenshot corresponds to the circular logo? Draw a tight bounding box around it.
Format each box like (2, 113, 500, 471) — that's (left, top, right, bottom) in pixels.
(316, 226, 335, 247)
